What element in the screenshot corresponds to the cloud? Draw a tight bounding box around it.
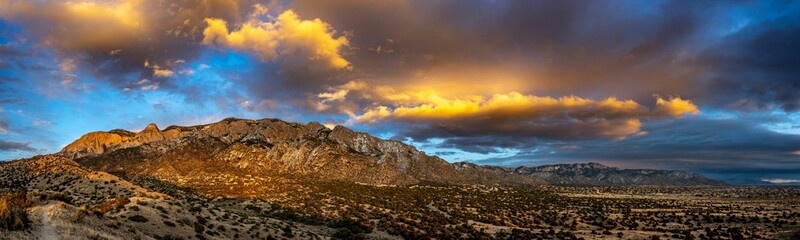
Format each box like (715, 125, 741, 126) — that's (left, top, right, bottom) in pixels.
(315, 80, 367, 111)
(140, 82, 160, 91)
(0, 140, 36, 152)
(133, 79, 149, 85)
(654, 96, 701, 117)
(0, 0, 255, 89)
(762, 179, 800, 184)
(153, 69, 174, 77)
(0, 120, 8, 134)
(144, 59, 174, 77)
(701, 11, 800, 112)
(0, 0, 146, 51)
(33, 119, 52, 126)
(288, 0, 800, 114)
(348, 90, 697, 143)
(203, 8, 351, 70)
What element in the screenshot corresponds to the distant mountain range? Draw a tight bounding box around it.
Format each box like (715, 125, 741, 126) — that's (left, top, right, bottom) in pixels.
(56, 117, 724, 187)
(455, 162, 726, 186)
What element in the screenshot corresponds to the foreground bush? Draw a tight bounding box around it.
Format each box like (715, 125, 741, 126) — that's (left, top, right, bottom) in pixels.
(0, 190, 31, 231)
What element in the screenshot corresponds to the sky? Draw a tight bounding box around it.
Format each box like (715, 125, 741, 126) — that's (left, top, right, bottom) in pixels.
(1, 0, 799, 184)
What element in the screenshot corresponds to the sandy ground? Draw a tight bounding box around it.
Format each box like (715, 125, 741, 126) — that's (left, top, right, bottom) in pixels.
(30, 203, 60, 240)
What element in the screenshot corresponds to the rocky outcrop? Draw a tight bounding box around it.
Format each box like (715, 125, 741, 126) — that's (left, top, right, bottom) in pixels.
(62, 118, 546, 186)
(458, 162, 726, 186)
(60, 123, 165, 159)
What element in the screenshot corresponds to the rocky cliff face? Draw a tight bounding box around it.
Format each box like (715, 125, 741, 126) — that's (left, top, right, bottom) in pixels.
(457, 162, 726, 186)
(61, 118, 545, 187)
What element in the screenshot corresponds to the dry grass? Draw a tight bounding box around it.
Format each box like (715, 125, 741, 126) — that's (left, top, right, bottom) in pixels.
(90, 197, 130, 215)
(0, 190, 31, 231)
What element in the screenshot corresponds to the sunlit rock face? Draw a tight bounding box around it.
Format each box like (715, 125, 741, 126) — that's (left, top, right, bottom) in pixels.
(61, 118, 545, 186)
(61, 123, 165, 159)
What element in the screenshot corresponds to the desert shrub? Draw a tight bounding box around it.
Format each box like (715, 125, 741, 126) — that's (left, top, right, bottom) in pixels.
(196, 216, 208, 225)
(129, 215, 149, 222)
(155, 205, 168, 214)
(189, 205, 202, 213)
(163, 220, 176, 227)
(194, 222, 205, 233)
(332, 228, 367, 240)
(90, 197, 131, 215)
(156, 235, 184, 240)
(0, 190, 31, 231)
(330, 219, 373, 234)
(45, 192, 73, 204)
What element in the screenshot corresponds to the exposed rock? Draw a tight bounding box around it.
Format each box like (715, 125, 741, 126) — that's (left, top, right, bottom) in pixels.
(62, 118, 546, 186)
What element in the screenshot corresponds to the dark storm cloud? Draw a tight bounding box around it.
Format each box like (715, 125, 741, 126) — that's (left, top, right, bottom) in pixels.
(289, 0, 800, 156)
(0, 139, 36, 152)
(293, 0, 800, 108)
(701, 11, 800, 112)
(290, 0, 716, 99)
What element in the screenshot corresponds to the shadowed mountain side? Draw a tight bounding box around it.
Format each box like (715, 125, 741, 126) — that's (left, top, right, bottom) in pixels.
(454, 162, 726, 186)
(62, 118, 546, 186)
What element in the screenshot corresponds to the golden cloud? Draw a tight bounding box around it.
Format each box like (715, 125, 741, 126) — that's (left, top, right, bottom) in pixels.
(0, 0, 147, 51)
(654, 96, 701, 117)
(203, 8, 351, 69)
(341, 89, 699, 141)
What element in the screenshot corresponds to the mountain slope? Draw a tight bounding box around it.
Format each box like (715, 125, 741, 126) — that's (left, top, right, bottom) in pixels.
(0, 155, 366, 239)
(455, 162, 726, 186)
(62, 118, 545, 189)
(0, 155, 161, 205)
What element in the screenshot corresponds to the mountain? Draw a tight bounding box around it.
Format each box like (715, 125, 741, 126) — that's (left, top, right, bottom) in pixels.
(61, 118, 545, 192)
(455, 162, 726, 186)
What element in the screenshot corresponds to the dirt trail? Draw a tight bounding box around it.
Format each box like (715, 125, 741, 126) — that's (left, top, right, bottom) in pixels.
(36, 205, 60, 240)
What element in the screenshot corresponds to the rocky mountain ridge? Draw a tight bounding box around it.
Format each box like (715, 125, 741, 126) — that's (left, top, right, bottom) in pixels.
(453, 162, 726, 186)
(61, 118, 545, 187)
(59, 117, 723, 187)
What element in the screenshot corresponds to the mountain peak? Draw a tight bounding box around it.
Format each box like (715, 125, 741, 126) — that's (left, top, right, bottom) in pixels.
(142, 123, 159, 132)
